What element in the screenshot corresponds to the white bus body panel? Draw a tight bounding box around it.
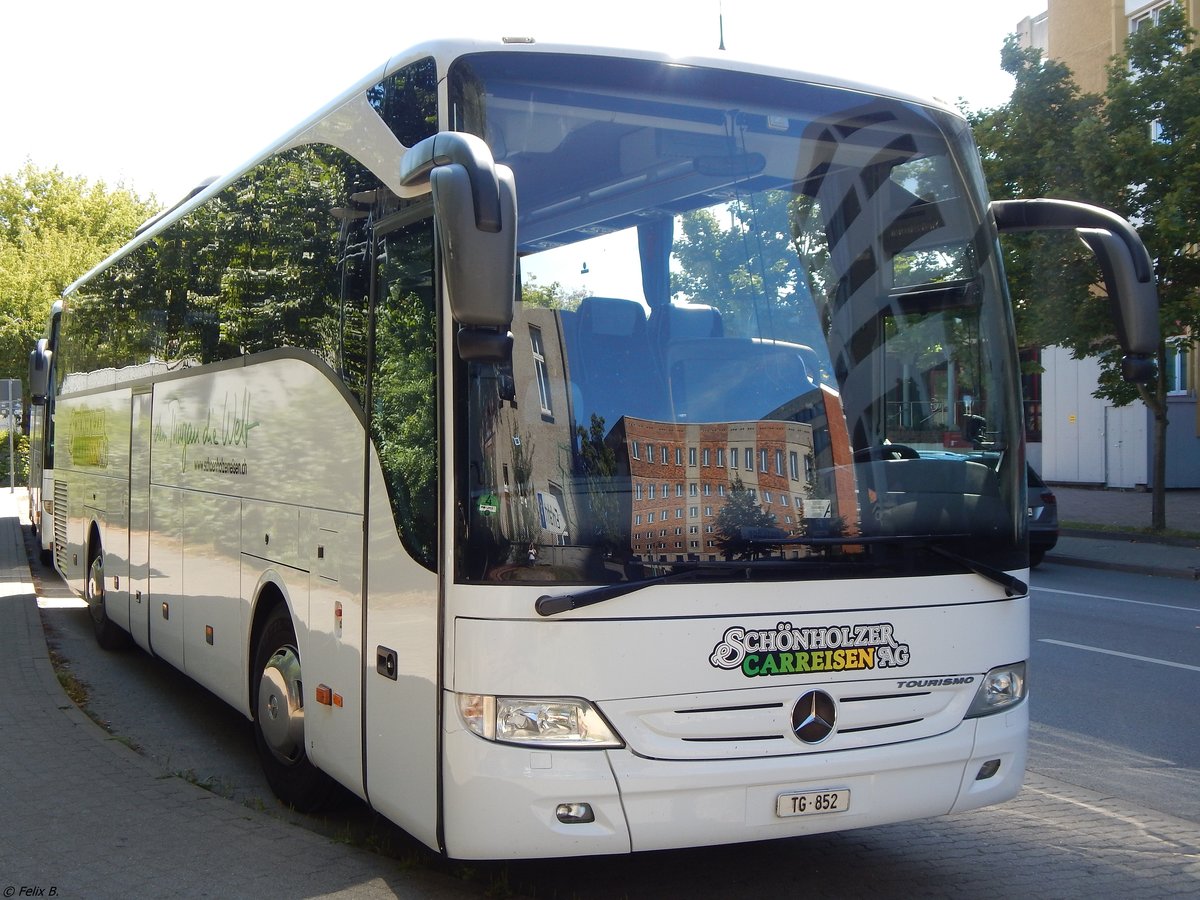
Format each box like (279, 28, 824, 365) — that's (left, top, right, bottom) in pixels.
(442, 577, 1028, 858)
(362, 455, 440, 851)
(57, 354, 370, 798)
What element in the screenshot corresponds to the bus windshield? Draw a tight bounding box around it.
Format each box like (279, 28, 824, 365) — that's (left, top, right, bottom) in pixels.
(451, 52, 1025, 586)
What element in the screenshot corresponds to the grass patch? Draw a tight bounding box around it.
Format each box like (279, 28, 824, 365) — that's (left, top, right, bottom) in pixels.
(45, 644, 115, 732)
(52, 656, 90, 706)
(1061, 520, 1200, 542)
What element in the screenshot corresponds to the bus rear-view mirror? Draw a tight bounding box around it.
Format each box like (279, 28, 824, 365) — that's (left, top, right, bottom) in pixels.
(399, 132, 517, 362)
(990, 198, 1159, 383)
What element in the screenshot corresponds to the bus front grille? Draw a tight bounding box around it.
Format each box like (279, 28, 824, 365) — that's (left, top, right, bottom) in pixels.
(601, 679, 979, 761)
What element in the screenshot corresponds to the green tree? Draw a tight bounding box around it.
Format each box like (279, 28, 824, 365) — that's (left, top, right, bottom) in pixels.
(969, 37, 1103, 352)
(0, 163, 157, 384)
(1081, 4, 1200, 527)
(973, 10, 1200, 529)
(575, 413, 622, 552)
(713, 474, 779, 559)
(521, 274, 588, 311)
(672, 192, 819, 339)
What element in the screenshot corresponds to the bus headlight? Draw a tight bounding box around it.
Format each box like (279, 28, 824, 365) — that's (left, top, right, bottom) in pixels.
(457, 694, 623, 748)
(965, 662, 1027, 718)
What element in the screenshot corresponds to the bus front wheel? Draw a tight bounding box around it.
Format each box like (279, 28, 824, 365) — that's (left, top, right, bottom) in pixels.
(252, 605, 335, 812)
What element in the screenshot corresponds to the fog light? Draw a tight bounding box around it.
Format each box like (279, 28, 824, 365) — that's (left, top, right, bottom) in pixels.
(976, 759, 1002, 780)
(555, 802, 595, 824)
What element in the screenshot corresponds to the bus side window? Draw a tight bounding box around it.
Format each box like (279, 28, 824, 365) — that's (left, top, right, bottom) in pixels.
(371, 218, 439, 570)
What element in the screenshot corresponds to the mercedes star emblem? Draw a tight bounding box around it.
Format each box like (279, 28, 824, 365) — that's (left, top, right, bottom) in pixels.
(791, 690, 836, 743)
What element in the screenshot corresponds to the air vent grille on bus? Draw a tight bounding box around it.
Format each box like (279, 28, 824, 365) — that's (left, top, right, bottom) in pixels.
(53, 480, 68, 572)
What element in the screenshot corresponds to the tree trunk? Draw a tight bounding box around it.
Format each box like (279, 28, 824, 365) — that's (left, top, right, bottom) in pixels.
(1138, 350, 1169, 531)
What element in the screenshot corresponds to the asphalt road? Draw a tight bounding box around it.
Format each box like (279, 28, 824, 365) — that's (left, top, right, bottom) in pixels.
(1027, 559, 1200, 823)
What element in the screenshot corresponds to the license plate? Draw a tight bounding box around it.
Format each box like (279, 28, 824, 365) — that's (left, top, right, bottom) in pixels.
(775, 789, 851, 818)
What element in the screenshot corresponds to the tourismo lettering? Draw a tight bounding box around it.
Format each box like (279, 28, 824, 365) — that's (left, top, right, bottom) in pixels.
(709, 622, 911, 677)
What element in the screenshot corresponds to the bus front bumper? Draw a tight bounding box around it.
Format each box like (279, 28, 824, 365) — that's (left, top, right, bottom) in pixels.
(440, 699, 1027, 859)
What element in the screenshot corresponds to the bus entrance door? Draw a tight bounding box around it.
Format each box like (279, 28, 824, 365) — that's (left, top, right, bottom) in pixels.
(127, 388, 152, 651)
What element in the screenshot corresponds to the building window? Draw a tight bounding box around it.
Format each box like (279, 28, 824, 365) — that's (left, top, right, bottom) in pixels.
(716, 448, 725, 467)
(1131, 2, 1173, 33)
(760, 449, 769, 472)
(729, 447, 738, 470)
(661, 447, 669, 464)
(1166, 338, 1191, 395)
(689, 447, 698, 466)
(635, 483, 643, 500)
(530, 326, 553, 417)
(790, 451, 800, 481)
(702, 448, 711, 466)
(775, 449, 784, 475)
(744, 448, 753, 470)
(632, 441, 641, 460)
(646, 443, 655, 463)
(648, 483, 656, 500)
(675, 448, 683, 465)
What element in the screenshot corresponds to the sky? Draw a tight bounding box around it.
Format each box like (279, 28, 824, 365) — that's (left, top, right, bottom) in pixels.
(1, 1, 1046, 205)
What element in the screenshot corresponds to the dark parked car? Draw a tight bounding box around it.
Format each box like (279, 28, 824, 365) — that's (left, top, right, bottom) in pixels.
(1028, 464, 1058, 568)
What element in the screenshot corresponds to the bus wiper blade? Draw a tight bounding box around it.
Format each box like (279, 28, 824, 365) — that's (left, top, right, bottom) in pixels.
(740, 533, 1027, 598)
(535, 564, 749, 617)
(923, 545, 1028, 598)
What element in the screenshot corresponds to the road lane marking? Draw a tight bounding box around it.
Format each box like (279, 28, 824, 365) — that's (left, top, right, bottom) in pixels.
(1039, 638, 1200, 673)
(1035, 586, 1197, 613)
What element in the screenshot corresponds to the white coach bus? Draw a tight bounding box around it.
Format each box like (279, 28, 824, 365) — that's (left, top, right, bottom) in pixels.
(34, 38, 1158, 858)
(27, 301, 60, 563)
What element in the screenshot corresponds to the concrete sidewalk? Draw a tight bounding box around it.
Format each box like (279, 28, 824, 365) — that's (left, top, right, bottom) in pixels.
(1046, 485, 1200, 579)
(0, 489, 469, 900)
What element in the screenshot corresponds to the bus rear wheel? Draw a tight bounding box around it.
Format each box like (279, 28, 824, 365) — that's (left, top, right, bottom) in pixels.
(252, 605, 335, 812)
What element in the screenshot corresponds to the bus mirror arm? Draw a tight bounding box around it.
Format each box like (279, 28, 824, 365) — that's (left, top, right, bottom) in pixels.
(990, 198, 1159, 383)
(28, 343, 50, 404)
(399, 133, 518, 363)
(1077, 228, 1158, 382)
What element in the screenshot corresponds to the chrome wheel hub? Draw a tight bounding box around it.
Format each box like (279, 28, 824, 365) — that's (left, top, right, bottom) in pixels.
(258, 646, 304, 764)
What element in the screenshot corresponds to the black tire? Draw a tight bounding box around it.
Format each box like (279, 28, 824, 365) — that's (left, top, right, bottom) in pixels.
(252, 604, 336, 812)
(85, 539, 132, 651)
(1029, 548, 1046, 569)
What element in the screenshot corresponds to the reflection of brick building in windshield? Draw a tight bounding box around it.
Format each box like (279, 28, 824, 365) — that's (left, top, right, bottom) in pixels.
(609, 417, 823, 562)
